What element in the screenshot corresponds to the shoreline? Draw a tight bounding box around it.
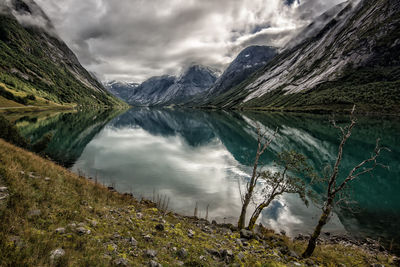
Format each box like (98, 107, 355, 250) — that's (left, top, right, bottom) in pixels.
(0, 138, 398, 266)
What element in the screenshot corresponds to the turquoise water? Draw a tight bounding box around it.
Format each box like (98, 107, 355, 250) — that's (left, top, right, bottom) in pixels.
(17, 108, 400, 251)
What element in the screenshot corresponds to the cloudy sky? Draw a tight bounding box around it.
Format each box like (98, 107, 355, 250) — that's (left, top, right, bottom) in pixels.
(34, 0, 345, 82)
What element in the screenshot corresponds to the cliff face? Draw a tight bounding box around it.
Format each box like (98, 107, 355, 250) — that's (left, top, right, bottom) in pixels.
(207, 0, 400, 113)
(0, 0, 124, 107)
(127, 65, 217, 106)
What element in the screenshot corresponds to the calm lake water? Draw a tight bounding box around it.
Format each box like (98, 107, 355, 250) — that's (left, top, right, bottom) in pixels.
(15, 108, 400, 250)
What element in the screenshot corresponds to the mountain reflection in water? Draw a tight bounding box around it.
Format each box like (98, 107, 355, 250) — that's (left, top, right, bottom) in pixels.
(17, 108, 400, 252)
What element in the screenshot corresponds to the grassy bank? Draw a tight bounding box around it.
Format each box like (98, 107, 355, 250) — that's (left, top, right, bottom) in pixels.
(0, 139, 397, 266)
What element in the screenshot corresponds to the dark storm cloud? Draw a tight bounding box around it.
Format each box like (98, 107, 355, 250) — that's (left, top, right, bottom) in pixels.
(33, 0, 346, 82)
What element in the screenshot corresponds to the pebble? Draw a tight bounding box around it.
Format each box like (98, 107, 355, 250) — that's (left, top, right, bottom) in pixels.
(0, 187, 7, 192)
(177, 248, 188, 259)
(145, 249, 157, 258)
(55, 227, 66, 234)
(187, 229, 195, 238)
(76, 227, 88, 235)
(50, 248, 65, 262)
(113, 258, 130, 266)
(149, 260, 162, 267)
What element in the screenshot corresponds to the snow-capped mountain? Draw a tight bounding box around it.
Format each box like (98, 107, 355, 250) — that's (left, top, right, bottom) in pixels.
(104, 81, 139, 101)
(127, 65, 217, 106)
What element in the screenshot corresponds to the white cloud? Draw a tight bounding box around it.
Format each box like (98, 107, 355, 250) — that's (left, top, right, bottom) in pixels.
(34, 0, 345, 82)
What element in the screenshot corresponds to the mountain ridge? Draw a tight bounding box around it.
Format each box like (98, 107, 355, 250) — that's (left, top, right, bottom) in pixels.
(0, 0, 125, 108)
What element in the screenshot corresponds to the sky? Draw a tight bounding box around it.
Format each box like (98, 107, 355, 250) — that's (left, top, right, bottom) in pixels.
(33, 0, 345, 82)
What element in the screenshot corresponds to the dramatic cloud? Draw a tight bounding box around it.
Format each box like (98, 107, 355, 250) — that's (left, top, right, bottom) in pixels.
(34, 0, 345, 82)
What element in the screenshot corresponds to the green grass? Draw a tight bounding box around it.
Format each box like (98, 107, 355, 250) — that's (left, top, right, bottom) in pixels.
(0, 14, 127, 109)
(0, 139, 396, 266)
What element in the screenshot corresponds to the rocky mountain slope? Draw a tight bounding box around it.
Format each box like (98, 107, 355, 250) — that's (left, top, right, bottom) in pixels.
(207, 0, 400, 113)
(206, 46, 277, 98)
(127, 65, 217, 106)
(104, 81, 139, 101)
(0, 0, 125, 107)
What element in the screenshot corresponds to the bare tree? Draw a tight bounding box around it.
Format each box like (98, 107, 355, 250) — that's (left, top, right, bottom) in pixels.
(302, 106, 389, 258)
(238, 125, 278, 229)
(247, 151, 314, 230)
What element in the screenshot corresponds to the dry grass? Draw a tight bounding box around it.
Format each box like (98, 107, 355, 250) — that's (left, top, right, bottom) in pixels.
(0, 139, 396, 266)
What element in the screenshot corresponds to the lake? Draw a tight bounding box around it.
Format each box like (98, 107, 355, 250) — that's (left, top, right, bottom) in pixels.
(14, 108, 400, 251)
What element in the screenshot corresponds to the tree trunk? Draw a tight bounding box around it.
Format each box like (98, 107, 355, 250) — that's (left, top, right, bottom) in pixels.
(248, 198, 273, 230)
(238, 153, 261, 229)
(238, 197, 250, 229)
(302, 200, 333, 258)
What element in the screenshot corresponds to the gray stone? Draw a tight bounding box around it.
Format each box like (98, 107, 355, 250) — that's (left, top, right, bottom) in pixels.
(237, 252, 245, 261)
(76, 227, 88, 235)
(222, 249, 234, 263)
(55, 227, 66, 234)
(50, 248, 65, 262)
(149, 260, 162, 267)
(129, 237, 138, 247)
(240, 229, 255, 239)
(44, 177, 51, 182)
(177, 248, 188, 259)
(187, 229, 195, 238)
(68, 223, 77, 229)
(289, 250, 299, 258)
(137, 212, 143, 219)
(235, 239, 243, 246)
(145, 249, 157, 258)
(199, 255, 206, 261)
(144, 234, 152, 242)
(0, 187, 7, 192)
(113, 258, 130, 266)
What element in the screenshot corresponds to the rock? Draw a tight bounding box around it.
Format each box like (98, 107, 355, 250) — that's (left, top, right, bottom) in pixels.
(288, 250, 299, 258)
(129, 237, 138, 247)
(199, 255, 206, 261)
(137, 213, 143, 219)
(44, 177, 51, 182)
(55, 227, 66, 234)
(222, 249, 234, 263)
(50, 248, 65, 262)
(187, 229, 195, 238)
(87, 219, 98, 227)
(235, 239, 243, 246)
(149, 260, 162, 267)
(145, 249, 157, 258)
(155, 224, 164, 231)
(77, 222, 86, 227)
(76, 227, 88, 235)
(0, 187, 7, 192)
(113, 258, 130, 266)
(68, 223, 77, 229)
(144, 234, 152, 242)
(237, 252, 245, 261)
(27, 209, 41, 217)
(206, 249, 220, 257)
(240, 229, 255, 240)
(177, 248, 188, 259)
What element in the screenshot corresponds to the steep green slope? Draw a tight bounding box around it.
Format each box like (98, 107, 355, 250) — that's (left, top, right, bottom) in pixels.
(0, 3, 126, 108)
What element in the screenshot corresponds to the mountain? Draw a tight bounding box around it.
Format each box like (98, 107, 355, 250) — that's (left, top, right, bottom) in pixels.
(0, 0, 125, 108)
(127, 65, 217, 106)
(207, 0, 400, 113)
(206, 46, 277, 98)
(104, 81, 139, 101)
